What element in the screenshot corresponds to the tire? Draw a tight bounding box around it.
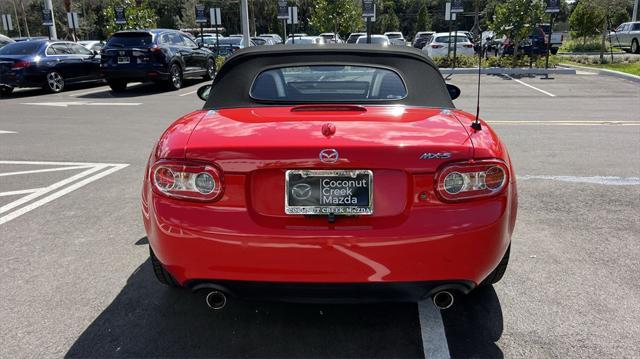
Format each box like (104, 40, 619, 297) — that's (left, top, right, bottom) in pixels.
(480, 244, 510, 286)
(167, 63, 183, 90)
(203, 58, 215, 80)
(150, 247, 180, 287)
(44, 71, 65, 93)
(108, 80, 127, 92)
(632, 39, 639, 54)
(0, 85, 14, 96)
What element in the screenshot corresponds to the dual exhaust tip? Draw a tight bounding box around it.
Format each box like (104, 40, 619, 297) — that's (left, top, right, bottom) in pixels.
(204, 289, 454, 310)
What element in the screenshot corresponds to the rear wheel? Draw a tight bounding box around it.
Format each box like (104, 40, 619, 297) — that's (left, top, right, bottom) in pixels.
(45, 71, 64, 93)
(203, 58, 215, 80)
(631, 39, 639, 54)
(167, 63, 183, 90)
(481, 244, 510, 286)
(150, 247, 180, 287)
(0, 85, 13, 96)
(108, 80, 127, 92)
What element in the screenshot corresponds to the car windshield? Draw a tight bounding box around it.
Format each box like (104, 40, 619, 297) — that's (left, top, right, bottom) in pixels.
(0, 41, 42, 55)
(356, 36, 388, 44)
(434, 36, 470, 43)
(107, 33, 153, 47)
(386, 33, 402, 39)
(250, 65, 406, 102)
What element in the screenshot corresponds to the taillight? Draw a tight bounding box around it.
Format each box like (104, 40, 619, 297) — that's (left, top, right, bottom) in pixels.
(151, 161, 223, 201)
(11, 60, 30, 70)
(431, 44, 443, 48)
(463, 44, 473, 48)
(149, 45, 162, 53)
(435, 160, 509, 202)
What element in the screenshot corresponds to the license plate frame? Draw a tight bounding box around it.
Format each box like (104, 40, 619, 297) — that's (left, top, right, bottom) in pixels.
(285, 170, 373, 215)
(117, 57, 130, 64)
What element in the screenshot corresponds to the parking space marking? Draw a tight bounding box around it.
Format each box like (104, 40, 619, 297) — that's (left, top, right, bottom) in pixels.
(68, 86, 110, 97)
(518, 175, 640, 186)
(0, 165, 94, 177)
(418, 300, 450, 359)
(20, 101, 142, 107)
(489, 120, 640, 126)
(179, 90, 198, 97)
(0, 130, 17, 134)
(0, 188, 44, 197)
(0, 161, 129, 225)
(504, 75, 556, 97)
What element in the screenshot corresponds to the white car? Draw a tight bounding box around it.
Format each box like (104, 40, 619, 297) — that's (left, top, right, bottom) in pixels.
(346, 32, 366, 44)
(79, 40, 104, 52)
(356, 35, 390, 46)
(609, 22, 640, 54)
(422, 32, 475, 58)
(319, 33, 344, 44)
(285, 36, 325, 45)
(384, 32, 406, 46)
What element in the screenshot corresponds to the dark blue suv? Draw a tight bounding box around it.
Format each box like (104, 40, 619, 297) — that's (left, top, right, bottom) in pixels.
(101, 29, 215, 91)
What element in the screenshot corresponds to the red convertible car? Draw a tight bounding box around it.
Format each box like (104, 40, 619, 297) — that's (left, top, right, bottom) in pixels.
(142, 45, 517, 310)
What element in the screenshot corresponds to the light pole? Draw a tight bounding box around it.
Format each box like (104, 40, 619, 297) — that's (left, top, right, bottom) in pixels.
(240, 0, 250, 46)
(633, 0, 638, 22)
(44, 0, 56, 40)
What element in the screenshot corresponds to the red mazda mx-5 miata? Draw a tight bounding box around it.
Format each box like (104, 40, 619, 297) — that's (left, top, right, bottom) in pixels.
(142, 45, 517, 310)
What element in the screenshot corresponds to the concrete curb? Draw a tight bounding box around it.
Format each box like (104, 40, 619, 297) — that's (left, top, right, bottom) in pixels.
(439, 67, 576, 75)
(560, 63, 640, 83)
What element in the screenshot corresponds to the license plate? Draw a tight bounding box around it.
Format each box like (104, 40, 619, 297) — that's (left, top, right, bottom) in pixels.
(285, 170, 373, 215)
(117, 57, 130, 64)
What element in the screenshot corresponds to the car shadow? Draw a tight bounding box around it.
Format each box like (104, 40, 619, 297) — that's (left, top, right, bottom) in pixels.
(0, 82, 106, 100)
(441, 285, 504, 358)
(77, 79, 206, 99)
(65, 255, 424, 358)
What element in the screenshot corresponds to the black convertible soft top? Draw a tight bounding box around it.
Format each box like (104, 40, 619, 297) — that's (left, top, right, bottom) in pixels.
(203, 44, 454, 109)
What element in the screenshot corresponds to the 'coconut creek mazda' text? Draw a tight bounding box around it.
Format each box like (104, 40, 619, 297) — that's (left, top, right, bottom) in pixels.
(142, 45, 517, 310)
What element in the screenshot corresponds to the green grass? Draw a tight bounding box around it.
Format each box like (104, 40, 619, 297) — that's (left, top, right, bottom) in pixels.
(566, 61, 640, 76)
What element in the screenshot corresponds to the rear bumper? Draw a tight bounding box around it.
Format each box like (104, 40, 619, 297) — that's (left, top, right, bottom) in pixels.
(102, 66, 169, 82)
(0, 72, 44, 88)
(144, 183, 516, 289)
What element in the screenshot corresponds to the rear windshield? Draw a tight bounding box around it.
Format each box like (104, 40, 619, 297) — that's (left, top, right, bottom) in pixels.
(250, 65, 407, 102)
(106, 33, 153, 47)
(219, 38, 241, 45)
(434, 36, 470, 43)
(356, 36, 388, 44)
(386, 33, 402, 39)
(0, 41, 42, 55)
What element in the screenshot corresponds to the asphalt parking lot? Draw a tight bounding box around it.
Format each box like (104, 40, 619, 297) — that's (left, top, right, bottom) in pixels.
(1, 70, 639, 358)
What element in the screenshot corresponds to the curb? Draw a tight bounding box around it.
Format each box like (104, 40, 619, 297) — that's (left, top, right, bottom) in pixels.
(439, 67, 576, 75)
(560, 63, 640, 83)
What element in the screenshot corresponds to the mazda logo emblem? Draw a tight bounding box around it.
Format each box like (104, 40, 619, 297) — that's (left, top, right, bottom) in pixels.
(319, 149, 339, 163)
(291, 183, 312, 200)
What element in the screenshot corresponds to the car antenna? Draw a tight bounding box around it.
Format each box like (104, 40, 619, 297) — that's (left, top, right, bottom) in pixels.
(471, 30, 482, 131)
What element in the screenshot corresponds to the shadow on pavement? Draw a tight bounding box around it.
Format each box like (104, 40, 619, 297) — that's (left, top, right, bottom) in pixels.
(441, 285, 504, 359)
(77, 79, 206, 99)
(0, 82, 106, 99)
(65, 257, 424, 358)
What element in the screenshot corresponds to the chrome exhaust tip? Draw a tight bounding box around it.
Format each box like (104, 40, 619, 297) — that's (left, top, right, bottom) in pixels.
(205, 290, 227, 310)
(432, 290, 454, 310)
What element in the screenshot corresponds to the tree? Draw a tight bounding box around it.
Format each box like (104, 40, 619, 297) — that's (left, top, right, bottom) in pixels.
(569, 1, 604, 45)
(491, 0, 544, 58)
(309, 0, 363, 35)
(416, 2, 432, 31)
(102, 0, 157, 37)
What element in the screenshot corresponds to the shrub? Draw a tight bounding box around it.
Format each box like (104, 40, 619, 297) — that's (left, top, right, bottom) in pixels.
(559, 38, 617, 53)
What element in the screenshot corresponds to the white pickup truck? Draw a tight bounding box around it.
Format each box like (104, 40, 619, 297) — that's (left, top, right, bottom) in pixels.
(539, 24, 564, 54)
(609, 22, 640, 54)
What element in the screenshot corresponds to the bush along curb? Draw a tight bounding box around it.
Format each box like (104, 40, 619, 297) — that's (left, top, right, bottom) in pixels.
(560, 63, 640, 83)
(440, 68, 576, 75)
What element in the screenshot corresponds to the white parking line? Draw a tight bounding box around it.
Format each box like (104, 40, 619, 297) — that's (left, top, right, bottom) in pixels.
(418, 300, 450, 359)
(0, 130, 17, 134)
(0, 161, 129, 225)
(68, 86, 110, 97)
(0, 165, 93, 177)
(0, 188, 43, 197)
(504, 75, 556, 97)
(489, 120, 640, 126)
(20, 101, 142, 107)
(179, 90, 198, 97)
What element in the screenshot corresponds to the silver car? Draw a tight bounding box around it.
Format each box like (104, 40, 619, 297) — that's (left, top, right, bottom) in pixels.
(610, 22, 640, 54)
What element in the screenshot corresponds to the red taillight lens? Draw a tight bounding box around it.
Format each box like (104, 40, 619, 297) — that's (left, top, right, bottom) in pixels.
(11, 60, 30, 70)
(431, 44, 443, 48)
(435, 160, 509, 202)
(463, 44, 473, 48)
(149, 45, 162, 52)
(151, 161, 223, 201)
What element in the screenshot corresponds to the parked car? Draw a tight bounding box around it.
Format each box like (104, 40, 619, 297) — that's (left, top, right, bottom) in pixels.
(538, 24, 564, 55)
(412, 31, 435, 49)
(259, 33, 283, 44)
(143, 45, 517, 308)
(609, 21, 640, 54)
(0, 34, 14, 49)
(11, 36, 48, 42)
(355, 34, 390, 46)
(499, 27, 547, 56)
(0, 39, 102, 95)
(346, 32, 366, 44)
(79, 40, 104, 53)
(384, 32, 406, 46)
(422, 32, 475, 58)
(256, 36, 277, 45)
(101, 29, 216, 92)
(285, 36, 325, 45)
(319, 33, 344, 44)
(216, 36, 256, 51)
